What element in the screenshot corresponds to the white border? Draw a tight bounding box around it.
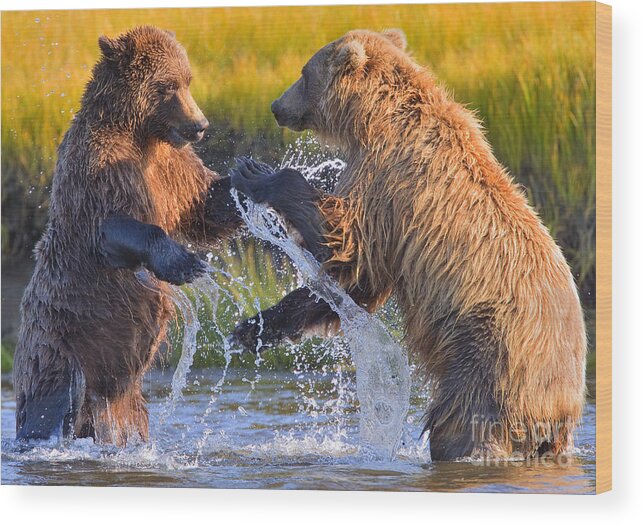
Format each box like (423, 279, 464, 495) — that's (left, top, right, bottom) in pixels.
(1, 0, 640, 524)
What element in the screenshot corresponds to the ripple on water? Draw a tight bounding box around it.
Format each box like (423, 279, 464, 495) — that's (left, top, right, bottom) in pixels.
(2, 369, 595, 492)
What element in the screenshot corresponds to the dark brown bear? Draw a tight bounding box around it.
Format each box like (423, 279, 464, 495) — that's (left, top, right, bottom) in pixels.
(231, 29, 586, 462)
(13, 26, 318, 445)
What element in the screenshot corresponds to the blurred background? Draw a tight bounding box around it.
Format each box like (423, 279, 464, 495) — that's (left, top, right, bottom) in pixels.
(1, 2, 596, 376)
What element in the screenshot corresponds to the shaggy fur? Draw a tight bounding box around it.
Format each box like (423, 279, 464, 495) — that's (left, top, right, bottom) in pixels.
(236, 29, 587, 460)
(13, 27, 241, 445)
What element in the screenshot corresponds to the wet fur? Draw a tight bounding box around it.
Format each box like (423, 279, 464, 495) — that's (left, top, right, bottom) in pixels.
(234, 30, 587, 460)
(13, 27, 242, 445)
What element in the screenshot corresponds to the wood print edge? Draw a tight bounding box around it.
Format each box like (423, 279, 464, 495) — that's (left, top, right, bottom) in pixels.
(595, 0, 612, 495)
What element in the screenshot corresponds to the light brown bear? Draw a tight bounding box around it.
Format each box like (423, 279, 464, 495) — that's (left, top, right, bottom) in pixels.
(13, 26, 319, 445)
(231, 29, 587, 461)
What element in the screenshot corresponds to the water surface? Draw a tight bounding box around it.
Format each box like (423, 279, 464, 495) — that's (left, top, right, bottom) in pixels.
(1, 368, 596, 493)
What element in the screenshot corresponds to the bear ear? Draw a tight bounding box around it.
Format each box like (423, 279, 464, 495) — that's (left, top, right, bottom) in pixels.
(98, 35, 121, 60)
(382, 29, 407, 50)
(98, 35, 134, 65)
(336, 39, 368, 71)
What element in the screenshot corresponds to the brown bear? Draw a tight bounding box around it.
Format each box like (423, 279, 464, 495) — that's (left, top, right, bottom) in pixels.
(230, 29, 587, 461)
(13, 26, 319, 445)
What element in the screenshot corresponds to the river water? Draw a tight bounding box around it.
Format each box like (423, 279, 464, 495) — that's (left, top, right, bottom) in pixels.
(1, 368, 596, 492)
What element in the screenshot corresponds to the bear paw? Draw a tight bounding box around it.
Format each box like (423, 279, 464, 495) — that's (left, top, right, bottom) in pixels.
(227, 316, 271, 354)
(147, 238, 206, 286)
(229, 156, 275, 202)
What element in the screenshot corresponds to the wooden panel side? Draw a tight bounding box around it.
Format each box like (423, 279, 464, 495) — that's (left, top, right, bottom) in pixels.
(595, 0, 612, 495)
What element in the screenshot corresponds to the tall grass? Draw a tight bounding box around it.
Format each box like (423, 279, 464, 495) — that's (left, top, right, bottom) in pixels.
(1, 3, 596, 304)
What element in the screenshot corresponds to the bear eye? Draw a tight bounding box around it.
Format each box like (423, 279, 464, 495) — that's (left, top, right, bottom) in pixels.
(158, 83, 178, 98)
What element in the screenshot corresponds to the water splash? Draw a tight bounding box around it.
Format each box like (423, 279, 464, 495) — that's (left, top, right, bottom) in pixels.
(157, 256, 264, 427)
(280, 135, 346, 192)
(187, 267, 264, 459)
(159, 286, 202, 425)
(232, 189, 411, 459)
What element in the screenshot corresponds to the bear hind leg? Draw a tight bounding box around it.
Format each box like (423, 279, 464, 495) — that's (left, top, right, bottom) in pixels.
(15, 348, 85, 441)
(420, 307, 506, 461)
(88, 385, 149, 446)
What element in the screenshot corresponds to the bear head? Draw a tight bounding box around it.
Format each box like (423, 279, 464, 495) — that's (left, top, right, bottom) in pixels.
(271, 29, 412, 142)
(95, 26, 209, 148)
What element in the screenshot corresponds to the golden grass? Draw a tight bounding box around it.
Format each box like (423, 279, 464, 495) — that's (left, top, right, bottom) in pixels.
(1, 3, 596, 303)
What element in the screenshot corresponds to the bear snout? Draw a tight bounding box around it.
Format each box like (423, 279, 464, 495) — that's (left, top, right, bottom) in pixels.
(177, 117, 209, 143)
(194, 117, 209, 134)
(271, 100, 294, 129)
(270, 99, 282, 121)
(191, 117, 209, 141)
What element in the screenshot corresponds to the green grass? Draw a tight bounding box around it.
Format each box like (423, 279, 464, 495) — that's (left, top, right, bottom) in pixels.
(1, 342, 14, 373)
(1, 4, 597, 370)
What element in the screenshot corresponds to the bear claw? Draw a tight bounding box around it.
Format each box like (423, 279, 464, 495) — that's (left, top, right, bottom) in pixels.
(147, 239, 206, 286)
(230, 157, 276, 201)
(228, 317, 269, 354)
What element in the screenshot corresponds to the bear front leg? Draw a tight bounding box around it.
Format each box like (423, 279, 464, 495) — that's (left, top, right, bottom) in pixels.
(100, 215, 206, 285)
(230, 157, 331, 262)
(197, 176, 245, 241)
(229, 287, 341, 353)
(230, 281, 391, 353)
